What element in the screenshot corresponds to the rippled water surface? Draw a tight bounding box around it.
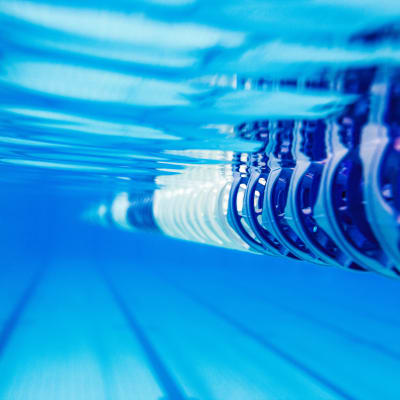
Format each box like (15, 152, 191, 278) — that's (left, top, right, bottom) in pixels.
(1, 0, 399, 191)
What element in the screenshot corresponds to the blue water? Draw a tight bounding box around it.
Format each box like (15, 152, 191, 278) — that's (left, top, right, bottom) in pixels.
(1, 1, 400, 399)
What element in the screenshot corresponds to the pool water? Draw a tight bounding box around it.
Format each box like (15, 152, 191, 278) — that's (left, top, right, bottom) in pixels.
(1, 1, 400, 399)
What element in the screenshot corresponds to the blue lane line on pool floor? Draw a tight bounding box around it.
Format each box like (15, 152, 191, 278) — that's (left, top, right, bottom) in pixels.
(163, 277, 357, 400)
(99, 268, 190, 400)
(0, 267, 46, 359)
(205, 270, 400, 362)
(248, 290, 400, 362)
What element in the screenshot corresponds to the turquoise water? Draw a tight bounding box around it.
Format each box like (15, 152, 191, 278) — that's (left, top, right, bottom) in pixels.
(1, 0, 400, 190)
(1, 1, 400, 399)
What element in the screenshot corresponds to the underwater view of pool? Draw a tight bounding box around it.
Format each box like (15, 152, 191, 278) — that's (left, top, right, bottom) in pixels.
(1, 1, 400, 399)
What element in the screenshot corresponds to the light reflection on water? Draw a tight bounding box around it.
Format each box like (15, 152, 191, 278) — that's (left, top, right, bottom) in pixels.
(1, 0, 399, 192)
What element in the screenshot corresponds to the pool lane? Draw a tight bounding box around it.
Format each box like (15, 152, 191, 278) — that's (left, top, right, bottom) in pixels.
(158, 259, 400, 359)
(101, 263, 350, 400)
(0, 260, 163, 400)
(147, 260, 400, 400)
(1, 254, 399, 400)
